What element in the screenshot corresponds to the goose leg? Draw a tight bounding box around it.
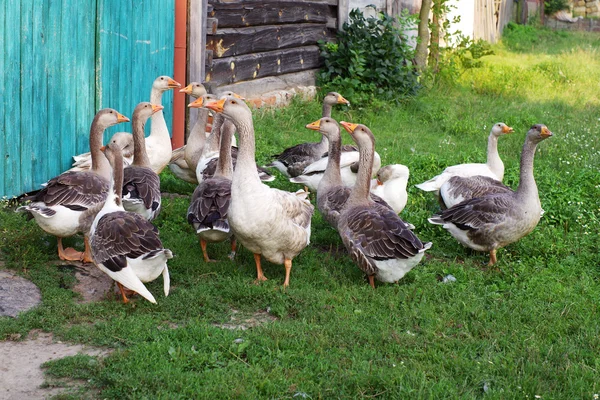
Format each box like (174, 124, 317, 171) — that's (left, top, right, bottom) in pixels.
(200, 238, 216, 263)
(116, 282, 130, 304)
(488, 249, 497, 266)
(81, 236, 94, 264)
(57, 237, 84, 261)
(254, 253, 268, 283)
(228, 237, 237, 260)
(283, 258, 292, 287)
(368, 275, 376, 289)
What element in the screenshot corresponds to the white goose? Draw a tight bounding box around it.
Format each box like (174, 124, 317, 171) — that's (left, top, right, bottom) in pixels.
(337, 121, 431, 288)
(70, 75, 180, 174)
(415, 122, 514, 194)
(18, 109, 129, 262)
(429, 124, 552, 266)
(206, 97, 314, 287)
(121, 102, 164, 220)
(90, 141, 172, 304)
(370, 164, 410, 214)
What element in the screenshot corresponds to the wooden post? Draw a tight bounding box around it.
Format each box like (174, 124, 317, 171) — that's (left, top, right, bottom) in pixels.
(188, 0, 208, 142)
(338, 0, 349, 30)
(172, 0, 187, 149)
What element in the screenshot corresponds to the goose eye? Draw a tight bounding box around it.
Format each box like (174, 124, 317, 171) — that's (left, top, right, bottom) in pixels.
(231, 100, 237, 104)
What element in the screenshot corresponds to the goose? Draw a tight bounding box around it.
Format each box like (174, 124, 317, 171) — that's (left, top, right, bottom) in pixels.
(70, 75, 180, 174)
(370, 164, 410, 214)
(69, 132, 135, 171)
(337, 121, 431, 288)
(168, 83, 216, 183)
(17, 109, 129, 262)
(189, 95, 275, 183)
(90, 141, 172, 304)
(206, 97, 314, 287)
(415, 122, 514, 194)
(428, 124, 553, 266)
(120, 102, 164, 220)
(306, 117, 393, 229)
(187, 108, 235, 262)
(289, 146, 382, 192)
(267, 92, 350, 177)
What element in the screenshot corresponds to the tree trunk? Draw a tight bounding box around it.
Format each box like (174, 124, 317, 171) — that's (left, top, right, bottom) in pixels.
(415, 0, 432, 71)
(428, 2, 440, 73)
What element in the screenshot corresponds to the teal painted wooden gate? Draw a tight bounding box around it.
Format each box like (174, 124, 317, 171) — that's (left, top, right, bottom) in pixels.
(0, 0, 175, 198)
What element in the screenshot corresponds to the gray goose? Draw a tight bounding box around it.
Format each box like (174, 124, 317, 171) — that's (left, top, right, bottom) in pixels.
(439, 175, 512, 209)
(17, 109, 129, 262)
(306, 117, 393, 229)
(90, 141, 172, 304)
(187, 107, 235, 263)
(337, 122, 431, 288)
(121, 102, 164, 221)
(267, 92, 350, 177)
(206, 97, 314, 287)
(429, 124, 553, 266)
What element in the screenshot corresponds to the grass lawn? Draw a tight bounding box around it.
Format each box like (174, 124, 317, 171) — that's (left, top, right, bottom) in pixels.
(1, 25, 599, 399)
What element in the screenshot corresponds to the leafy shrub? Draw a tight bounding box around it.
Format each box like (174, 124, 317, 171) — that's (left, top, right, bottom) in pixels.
(544, 0, 570, 15)
(317, 8, 420, 107)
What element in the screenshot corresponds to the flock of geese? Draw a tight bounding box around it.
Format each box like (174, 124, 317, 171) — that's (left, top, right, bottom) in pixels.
(16, 75, 553, 304)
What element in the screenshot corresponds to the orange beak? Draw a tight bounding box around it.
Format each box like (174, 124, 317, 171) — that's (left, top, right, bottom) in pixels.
(167, 78, 181, 89)
(179, 84, 193, 94)
(305, 119, 321, 131)
(540, 126, 553, 138)
(376, 179, 383, 186)
(206, 99, 225, 113)
(151, 104, 164, 113)
(337, 94, 350, 105)
(116, 113, 130, 123)
(100, 145, 106, 151)
(188, 97, 205, 108)
(340, 121, 358, 134)
(503, 125, 514, 134)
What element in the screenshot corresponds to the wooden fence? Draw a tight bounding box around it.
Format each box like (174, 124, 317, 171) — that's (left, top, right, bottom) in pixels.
(0, 0, 175, 198)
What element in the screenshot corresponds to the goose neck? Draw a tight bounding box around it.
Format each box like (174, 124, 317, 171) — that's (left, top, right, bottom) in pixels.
(214, 120, 235, 178)
(321, 134, 343, 188)
(230, 115, 261, 185)
(516, 138, 538, 200)
(346, 139, 374, 207)
(90, 119, 111, 181)
(486, 133, 504, 179)
(204, 113, 224, 155)
(132, 115, 151, 167)
(185, 108, 209, 169)
(149, 88, 167, 138)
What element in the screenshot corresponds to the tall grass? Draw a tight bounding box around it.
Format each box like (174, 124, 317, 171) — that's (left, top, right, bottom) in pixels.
(1, 25, 599, 399)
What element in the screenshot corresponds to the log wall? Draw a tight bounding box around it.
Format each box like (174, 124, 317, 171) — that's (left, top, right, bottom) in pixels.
(204, 0, 338, 89)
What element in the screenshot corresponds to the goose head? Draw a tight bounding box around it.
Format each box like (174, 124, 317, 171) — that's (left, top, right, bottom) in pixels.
(94, 109, 130, 135)
(490, 122, 514, 137)
(153, 75, 181, 92)
(205, 96, 251, 123)
(376, 164, 410, 185)
(217, 91, 245, 100)
(107, 132, 134, 159)
(340, 122, 375, 148)
(188, 94, 217, 109)
(527, 124, 553, 144)
(180, 82, 208, 98)
(305, 117, 340, 141)
(133, 102, 164, 122)
(323, 92, 350, 107)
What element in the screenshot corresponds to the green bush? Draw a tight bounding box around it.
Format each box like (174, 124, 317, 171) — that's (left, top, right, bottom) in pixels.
(544, 0, 570, 15)
(317, 8, 420, 107)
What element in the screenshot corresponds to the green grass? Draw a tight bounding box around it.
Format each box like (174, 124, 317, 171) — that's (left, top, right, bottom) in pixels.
(2, 27, 600, 399)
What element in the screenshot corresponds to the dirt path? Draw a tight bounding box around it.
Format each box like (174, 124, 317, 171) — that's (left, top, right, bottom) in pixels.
(0, 332, 110, 400)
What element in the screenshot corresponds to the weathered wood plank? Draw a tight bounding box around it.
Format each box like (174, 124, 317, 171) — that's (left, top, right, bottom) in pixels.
(5, 0, 22, 196)
(20, 1, 34, 190)
(209, 1, 334, 28)
(59, 0, 77, 172)
(0, 2, 6, 195)
(188, 0, 208, 142)
(206, 45, 321, 86)
(210, 0, 337, 5)
(207, 23, 335, 58)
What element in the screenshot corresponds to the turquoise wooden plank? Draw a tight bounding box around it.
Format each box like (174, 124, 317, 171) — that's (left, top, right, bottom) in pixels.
(74, 0, 97, 156)
(4, 0, 22, 197)
(31, 0, 49, 189)
(59, 0, 77, 171)
(45, 0, 62, 179)
(20, 1, 34, 191)
(0, 1, 6, 196)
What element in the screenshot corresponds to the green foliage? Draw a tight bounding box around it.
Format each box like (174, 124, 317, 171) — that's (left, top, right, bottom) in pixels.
(544, 0, 570, 15)
(501, 22, 583, 53)
(318, 8, 420, 107)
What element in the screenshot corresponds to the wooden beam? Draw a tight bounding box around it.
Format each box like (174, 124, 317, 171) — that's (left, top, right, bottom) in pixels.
(188, 0, 208, 143)
(206, 45, 321, 86)
(207, 24, 335, 58)
(338, 0, 349, 29)
(172, 0, 187, 149)
(209, 2, 334, 28)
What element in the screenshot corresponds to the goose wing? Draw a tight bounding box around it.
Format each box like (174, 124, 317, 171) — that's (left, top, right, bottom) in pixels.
(433, 194, 514, 230)
(29, 171, 108, 210)
(122, 166, 161, 210)
(187, 177, 232, 232)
